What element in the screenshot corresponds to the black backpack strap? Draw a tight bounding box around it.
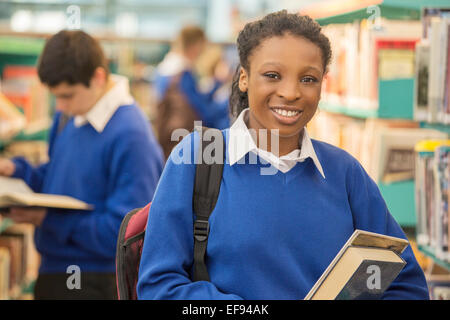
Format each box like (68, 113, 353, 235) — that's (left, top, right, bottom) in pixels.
(192, 126, 225, 282)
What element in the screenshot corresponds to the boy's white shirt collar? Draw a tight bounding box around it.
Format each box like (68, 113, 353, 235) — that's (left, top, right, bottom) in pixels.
(228, 108, 325, 178)
(74, 74, 134, 133)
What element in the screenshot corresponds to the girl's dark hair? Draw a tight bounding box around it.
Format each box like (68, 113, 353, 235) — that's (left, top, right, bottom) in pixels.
(229, 10, 332, 119)
(38, 30, 109, 88)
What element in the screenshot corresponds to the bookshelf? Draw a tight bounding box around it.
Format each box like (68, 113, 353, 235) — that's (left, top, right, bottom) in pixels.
(305, 1, 450, 230)
(302, 0, 450, 25)
(304, 1, 450, 276)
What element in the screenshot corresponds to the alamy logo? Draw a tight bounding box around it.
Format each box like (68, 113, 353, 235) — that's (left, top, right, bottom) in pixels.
(366, 265, 381, 290)
(66, 5, 81, 30)
(367, 5, 381, 30)
(66, 265, 81, 290)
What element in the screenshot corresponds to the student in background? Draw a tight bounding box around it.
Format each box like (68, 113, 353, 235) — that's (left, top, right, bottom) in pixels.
(0, 30, 164, 299)
(154, 25, 231, 158)
(136, 11, 429, 300)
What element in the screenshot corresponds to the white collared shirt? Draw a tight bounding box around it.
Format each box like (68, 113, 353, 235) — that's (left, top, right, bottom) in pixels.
(228, 109, 325, 178)
(74, 74, 134, 133)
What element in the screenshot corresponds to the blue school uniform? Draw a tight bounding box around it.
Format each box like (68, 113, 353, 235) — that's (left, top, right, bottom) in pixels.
(154, 52, 230, 130)
(136, 109, 429, 300)
(12, 79, 164, 273)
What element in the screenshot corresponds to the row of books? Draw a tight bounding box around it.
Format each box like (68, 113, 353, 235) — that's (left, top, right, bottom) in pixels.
(1, 65, 50, 127)
(415, 140, 450, 263)
(308, 112, 448, 184)
(0, 65, 51, 148)
(414, 8, 450, 124)
(0, 92, 25, 142)
(320, 17, 421, 112)
(0, 222, 39, 300)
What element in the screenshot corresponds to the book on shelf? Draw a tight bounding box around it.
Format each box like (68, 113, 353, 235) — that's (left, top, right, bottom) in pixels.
(0, 233, 24, 290)
(0, 223, 40, 300)
(376, 39, 416, 80)
(4, 224, 39, 285)
(1, 65, 50, 127)
(422, 7, 450, 40)
(0, 176, 93, 211)
(308, 111, 366, 162)
(415, 140, 450, 264)
(304, 229, 408, 300)
(427, 274, 450, 300)
(413, 41, 431, 122)
(365, 127, 447, 184)
(0, 247, 10, 300)
(434, 145, 450, 261)
(0, 92, 26, 142)
(424, 15, 450, 124)
(321, 18, 421, 113)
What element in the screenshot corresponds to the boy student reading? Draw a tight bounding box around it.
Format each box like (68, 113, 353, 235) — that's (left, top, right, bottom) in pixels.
(136, 11, 429, 299)
(0, 30, 164, 299)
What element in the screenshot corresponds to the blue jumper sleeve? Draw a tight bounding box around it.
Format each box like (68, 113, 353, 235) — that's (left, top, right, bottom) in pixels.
(38, 129, 164, 258)
(179, 71, 229, 129)
(137, 132, 243, 300)
(347, 159, 430, 300)
(11, 112, 62, 192)
(11, 158, 48, 193)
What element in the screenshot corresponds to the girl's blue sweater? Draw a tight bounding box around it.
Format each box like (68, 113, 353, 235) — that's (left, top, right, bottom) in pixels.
(137, 130, 429, 300)
(12, 104, 164, 273)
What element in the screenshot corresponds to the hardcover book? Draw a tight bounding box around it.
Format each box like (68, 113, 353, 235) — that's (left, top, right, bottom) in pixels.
(304, 229, 409, 300)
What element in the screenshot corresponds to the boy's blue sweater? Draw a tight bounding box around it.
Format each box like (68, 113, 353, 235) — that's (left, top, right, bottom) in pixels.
(12, 104, 164, 273)
(154, 70, 230, 130)
(137, 130, 429, 300)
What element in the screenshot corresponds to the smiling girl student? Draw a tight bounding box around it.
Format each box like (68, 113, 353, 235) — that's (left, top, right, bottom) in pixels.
(137, 11, 429, 300)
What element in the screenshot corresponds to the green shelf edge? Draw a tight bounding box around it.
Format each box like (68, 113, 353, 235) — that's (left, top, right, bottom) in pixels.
(0, 218, 14, 234)
(315, 0, 450, 26)
(418, 244, 450, 271)
(0, 37, 44, 56)
(0, 128, 49, 150)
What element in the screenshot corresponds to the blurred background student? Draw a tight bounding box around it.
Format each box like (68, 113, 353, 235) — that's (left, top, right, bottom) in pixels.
(0, 30, 164, 299)
(153, 25, 232, 159)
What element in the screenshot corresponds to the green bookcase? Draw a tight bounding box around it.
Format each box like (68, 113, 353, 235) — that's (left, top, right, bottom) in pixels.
(379, 180, 416, 226)
(320, 78, 415, 120)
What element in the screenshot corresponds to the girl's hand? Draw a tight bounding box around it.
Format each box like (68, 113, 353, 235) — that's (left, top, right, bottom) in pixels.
(5, 207, 47, 227)
(0, 158, 15, 177)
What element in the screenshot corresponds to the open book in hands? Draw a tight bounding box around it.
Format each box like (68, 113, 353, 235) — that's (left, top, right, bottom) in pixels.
(0, 176, 93, 211)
